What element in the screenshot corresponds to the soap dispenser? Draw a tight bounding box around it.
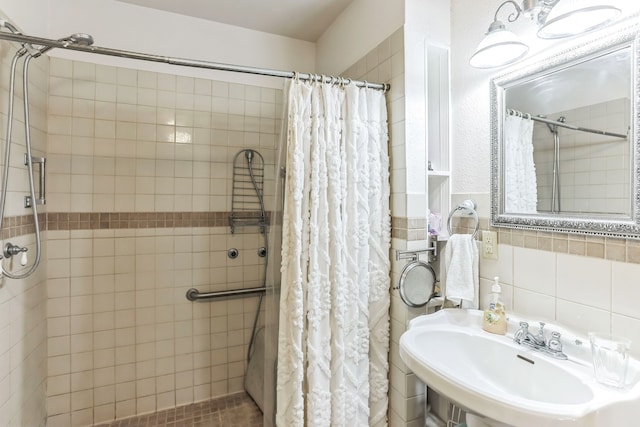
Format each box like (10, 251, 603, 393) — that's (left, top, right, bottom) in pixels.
(483, 276, 507, 335)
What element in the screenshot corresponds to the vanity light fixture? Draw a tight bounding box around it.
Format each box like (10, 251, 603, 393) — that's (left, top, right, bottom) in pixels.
(537, 0, 622, 39)
(470, 0, 621, 69)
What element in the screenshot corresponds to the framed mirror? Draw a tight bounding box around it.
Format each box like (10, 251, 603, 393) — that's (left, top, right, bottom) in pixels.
(490, 21, 640, 238)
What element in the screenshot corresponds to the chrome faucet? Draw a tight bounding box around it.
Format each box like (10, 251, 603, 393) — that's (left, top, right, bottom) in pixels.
(514, 321, 568, 360)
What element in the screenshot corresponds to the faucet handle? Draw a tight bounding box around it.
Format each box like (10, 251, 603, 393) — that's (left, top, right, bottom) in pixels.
(514, 322, 529, 344)
(519, 321, 529, 330)
(548, 331, 563, 352)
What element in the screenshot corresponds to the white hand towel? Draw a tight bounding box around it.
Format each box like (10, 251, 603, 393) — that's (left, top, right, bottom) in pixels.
(444, 234, 479, 309)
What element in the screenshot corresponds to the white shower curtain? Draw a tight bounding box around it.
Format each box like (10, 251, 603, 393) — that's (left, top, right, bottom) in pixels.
(504, 114, 537, 213)
(276, 79, 391, 427)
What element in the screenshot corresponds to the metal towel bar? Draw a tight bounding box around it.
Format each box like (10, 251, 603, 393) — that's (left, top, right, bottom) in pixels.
(186, 286, 266, 301)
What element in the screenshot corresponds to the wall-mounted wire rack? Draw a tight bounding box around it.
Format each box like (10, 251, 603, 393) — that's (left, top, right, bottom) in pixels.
(229, 149, 267, 234)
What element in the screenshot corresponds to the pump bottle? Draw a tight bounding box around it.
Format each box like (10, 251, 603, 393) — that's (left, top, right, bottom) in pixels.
(483, 276, 507, 335)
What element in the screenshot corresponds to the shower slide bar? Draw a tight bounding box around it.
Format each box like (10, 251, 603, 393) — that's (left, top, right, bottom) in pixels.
(186, 286, 266, 301)
(0, 30, 389, 91)
(506, 109, 628, 139)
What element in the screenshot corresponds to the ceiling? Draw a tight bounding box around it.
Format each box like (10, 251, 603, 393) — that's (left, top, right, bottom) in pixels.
(116, 0, 355, 42)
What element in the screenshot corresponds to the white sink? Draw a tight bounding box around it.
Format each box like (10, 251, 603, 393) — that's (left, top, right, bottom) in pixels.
(399, 309, 640, 427)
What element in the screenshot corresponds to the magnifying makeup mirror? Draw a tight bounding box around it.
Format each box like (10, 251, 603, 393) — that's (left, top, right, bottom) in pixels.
(397, 260, 437, 307)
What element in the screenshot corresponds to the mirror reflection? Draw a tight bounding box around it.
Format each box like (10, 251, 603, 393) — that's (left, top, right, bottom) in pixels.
(503, 46, 631, 217)
(491, 23, 640, 238)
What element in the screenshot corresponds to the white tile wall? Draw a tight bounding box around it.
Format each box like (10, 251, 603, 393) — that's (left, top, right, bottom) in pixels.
(480, 243, 640, 359)
(47, 58, 281, 214)
(47, 228, 268, 426)
(513, 247, 556, 295)
(557, 254, 611, 310)
(44, 58, 280, 425)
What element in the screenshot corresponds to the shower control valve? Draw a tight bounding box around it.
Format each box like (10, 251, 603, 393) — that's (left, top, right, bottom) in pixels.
(4, 243, 28, 265)
(4, 242, 27, 258)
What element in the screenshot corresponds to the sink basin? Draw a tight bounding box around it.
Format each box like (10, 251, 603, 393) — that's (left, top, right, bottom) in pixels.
(399, 309, 640, 427)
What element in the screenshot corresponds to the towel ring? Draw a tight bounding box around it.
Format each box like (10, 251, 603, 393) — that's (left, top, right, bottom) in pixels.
(446, 199, 479, 239)
(397, 260, 436, 308)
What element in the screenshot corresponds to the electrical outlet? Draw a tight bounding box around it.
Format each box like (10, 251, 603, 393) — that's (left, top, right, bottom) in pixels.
(482, 230, 498, 260)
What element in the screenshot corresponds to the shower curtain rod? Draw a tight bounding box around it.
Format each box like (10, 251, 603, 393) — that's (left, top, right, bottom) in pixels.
(507, 108, 628, 139)
(0, 30, 389, 91)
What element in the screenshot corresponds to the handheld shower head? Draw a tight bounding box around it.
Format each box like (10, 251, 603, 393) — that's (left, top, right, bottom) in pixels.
(30, 32, 95, 57)
(68, 33, 94, 46)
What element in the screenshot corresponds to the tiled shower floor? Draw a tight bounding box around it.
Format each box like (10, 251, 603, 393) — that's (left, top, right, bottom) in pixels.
(94, 392, 263, 427)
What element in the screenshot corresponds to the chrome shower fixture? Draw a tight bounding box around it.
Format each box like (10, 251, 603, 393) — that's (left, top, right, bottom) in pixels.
(245, 149, 254, 164)
(0, 19, 38, 56)
(546, 115, 566, 134)
(0, 19, 95, 57)
(35, 32, 95, 56)
(0, 19, 20, 35)
(0, 20, 94, 279)
(469, 0, 621, 69)
(67, 33, 94, 47)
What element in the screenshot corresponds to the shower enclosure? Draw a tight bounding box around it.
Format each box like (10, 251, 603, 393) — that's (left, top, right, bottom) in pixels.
(0, 17, 387, 426)
(0, 22, 286, 426)
(0, 19, 389, 427)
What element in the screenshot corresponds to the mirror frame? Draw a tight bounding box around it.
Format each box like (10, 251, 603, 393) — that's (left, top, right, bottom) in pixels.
(490, 20, 640, 238)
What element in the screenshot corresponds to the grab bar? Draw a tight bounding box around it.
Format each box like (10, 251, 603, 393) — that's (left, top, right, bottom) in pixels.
(24, 154, 46, 206)
(186, 286, 266, 301)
